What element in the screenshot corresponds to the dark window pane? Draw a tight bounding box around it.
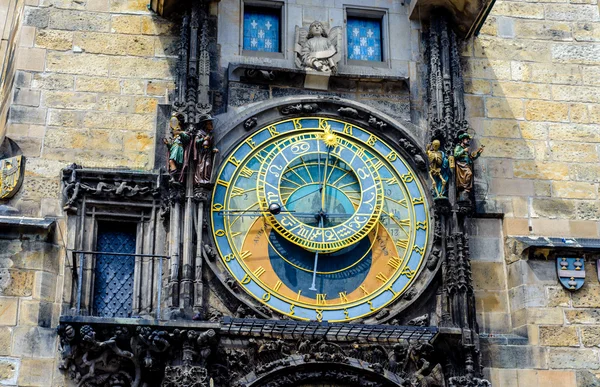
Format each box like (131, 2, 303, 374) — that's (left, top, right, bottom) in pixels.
(93, 222, 136, 318)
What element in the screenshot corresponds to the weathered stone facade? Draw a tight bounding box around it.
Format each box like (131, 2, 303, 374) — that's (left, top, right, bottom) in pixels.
(462, 0, 600, 385)
(0, 0, 598, 385)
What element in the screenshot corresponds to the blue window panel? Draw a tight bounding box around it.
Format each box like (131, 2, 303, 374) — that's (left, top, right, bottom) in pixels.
(93, 224, 136, 318)
(347, 17, 383, 61)
(243, 7, 280, 53)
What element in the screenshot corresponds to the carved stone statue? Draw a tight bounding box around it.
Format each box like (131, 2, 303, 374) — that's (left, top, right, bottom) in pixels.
(164, 113, 190, 178)
(453, 133, 484, 203)
(295, 21, 342, 73)
(426, 139, 451, 198)
(194, 117, 218, 186)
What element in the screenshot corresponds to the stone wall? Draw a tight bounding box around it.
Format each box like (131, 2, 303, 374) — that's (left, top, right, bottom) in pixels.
(0, 0, 24, 138)
(0, 227, 63, 386)
(5, 0, 178, 217)
(463, 0, 600, 385)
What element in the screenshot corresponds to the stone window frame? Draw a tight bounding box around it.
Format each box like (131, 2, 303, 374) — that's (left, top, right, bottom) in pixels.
(240, 0, 286, 59)
(60, 168, 166, 320)
(343, 6, 391, 69)
(66, 204, 164, 319)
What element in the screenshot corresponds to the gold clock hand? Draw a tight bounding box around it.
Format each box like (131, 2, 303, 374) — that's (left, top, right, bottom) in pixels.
(308, 214, 324, 292)
(320, 147, 331, 213)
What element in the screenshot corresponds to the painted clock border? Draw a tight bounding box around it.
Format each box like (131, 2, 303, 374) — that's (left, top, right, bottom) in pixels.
(211, 117, 430, 322)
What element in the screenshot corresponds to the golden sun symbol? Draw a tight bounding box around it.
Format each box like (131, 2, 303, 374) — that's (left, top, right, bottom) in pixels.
(322, 124, 338, 148)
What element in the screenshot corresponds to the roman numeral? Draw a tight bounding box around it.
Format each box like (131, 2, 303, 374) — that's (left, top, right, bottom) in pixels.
(396, 239, 409, 249)
(388, 257, 403, 270)
(360, 285, 369, 295)
(253, 266, 266, 277)
(240, 251, 252, 260)
(239, 167, 255, 178)
(376, 272, 389, 283)
(231, 187, 245, 197)
(273, 280, 282, 292)
(339, 292, 348, 303)
(317, 294, 327, 305)
(372, 159, 384, 170)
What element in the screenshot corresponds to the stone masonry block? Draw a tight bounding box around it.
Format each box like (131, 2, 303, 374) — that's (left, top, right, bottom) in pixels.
(573, 22, 600, 42)
(46, 52, 110, 76)
(48, 9, 111, 32)
(549, 124, 600, 143)
(514, 20, 572, 41)
(482, 120, 520, 138)
(109, 56, 175, 79)
(11, 326, 56, 358)
(509, 285, 547, 311)
(0, 269, 34, 296)
(482, 344, 547, 369)
(24, 7, 49, 28)
(17, 357, 54, 386)
(482, 138, 536, 160)
(538, 370, 577, 387)
(550, 141, 598, 162)
(18, 300, 53, 328)
(73, 32, 155, 56)
(513, 161, 570, 181)
(485, 97, 524, 119)
(8, 105, 46, 125)
(472, 262, 507, 291)
(520, 122, 548, 140)
(572, 285, 600, 307)
(576, 370, 600, 387)
(512, 308, 564, 327)
(492, 2, 544, 19)
(525, 100, 570, 122)
(0, 297, 17, 326)
(531, 218, 571, 236)
(507, 260, 557, 289)
(547, 286, 571, 307)
(475, 37, 551, 62)
(566, 309, 600, 324)
(539, 326, 580, 347)
(111, 15, 143, 34)
(490, 178, 535, 196)
(0, 357, 20, 386)
(33, 271, 57, 302)
(13, 88, 41, 107)
(31, 73, 74, 90)
(492, 81, 551, 99)
(553, 181, 597, 199)
(75, 76, 120, 93)
(16, 47, 46, 71)
(570, 164, 600, 183)
(548, 348, 600, 369)
(35, 29, 73, 50)
(43, 91, 97, 110)
(0, 327, 12, 355)
(545, 4, 600, 22)
(582, 326, 600, 347)
(569, 220, 599, 237)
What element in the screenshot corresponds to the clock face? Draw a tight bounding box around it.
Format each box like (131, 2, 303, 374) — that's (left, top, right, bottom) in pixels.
(211, 117, 429, 322)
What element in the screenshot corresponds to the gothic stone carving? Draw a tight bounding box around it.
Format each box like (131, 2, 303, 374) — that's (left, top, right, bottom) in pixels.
(294, 21, 342, 73)
(61, 164, 158, 213)
(58, 323, 217, 387)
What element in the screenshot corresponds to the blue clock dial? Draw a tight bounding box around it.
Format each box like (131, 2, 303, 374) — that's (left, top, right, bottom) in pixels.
(211, 117, 429, 322)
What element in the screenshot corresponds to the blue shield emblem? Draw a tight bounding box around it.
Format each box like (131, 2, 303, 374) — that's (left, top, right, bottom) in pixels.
(556, 257, 585, 291)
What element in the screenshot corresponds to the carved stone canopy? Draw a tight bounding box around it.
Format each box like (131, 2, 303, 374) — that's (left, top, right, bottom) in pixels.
(409, 0, 495, 37)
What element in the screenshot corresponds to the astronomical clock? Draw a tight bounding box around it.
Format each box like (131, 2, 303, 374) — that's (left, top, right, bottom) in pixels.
(211, 117, 430, 322)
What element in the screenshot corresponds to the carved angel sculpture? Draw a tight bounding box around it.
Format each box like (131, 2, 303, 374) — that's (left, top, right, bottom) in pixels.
(295, 21, 342, 73)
